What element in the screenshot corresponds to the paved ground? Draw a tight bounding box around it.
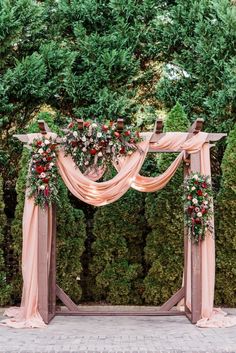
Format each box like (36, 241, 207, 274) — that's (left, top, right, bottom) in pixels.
(0, 309, 236, 353)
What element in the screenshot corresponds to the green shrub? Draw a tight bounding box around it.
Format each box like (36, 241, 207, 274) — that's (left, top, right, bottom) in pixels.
(215, 124, 236, 306)
(143, 103, 189, 304)
(89, 188, 147, 304)
(0, 176, 12, 305)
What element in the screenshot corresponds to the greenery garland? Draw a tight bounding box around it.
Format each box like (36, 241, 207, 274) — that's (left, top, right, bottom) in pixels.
(62, 120, 142, 172)
(28, 136, 59, 208)
(183, 172, 213, 242)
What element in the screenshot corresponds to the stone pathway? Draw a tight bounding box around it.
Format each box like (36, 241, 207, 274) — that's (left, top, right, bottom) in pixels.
(0, 310, 236, 353)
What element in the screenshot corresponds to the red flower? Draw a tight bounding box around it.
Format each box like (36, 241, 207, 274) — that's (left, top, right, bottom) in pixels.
(44, 186, 50, 197)
(197, 190, 203, 196)
(195, 218, 201, 224)
(119, 147, 126, 154)
(36, 166, 45, 174)
(114, 132, 120, 138)
(102, 125, 108, 132)
(194, 181, 199, 185)
(90, 149, 97, 155)
(125, 130, 131, 136)
(202, 182, 207, 188)
(84, 121, 90, 127)
(68, 122, 74, 128)
(37, 141, 42, 146)
(43, 178, 49, 184)
(201, 208, 208, 214)
(187, 195, 192, 200)
(130, 138, 135, 143)
(188, 206, 194, 213)
(47, 156, 52, 162)
(71, 141, 78, 147)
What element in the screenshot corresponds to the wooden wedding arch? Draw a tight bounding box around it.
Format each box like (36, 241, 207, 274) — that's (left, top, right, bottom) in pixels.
(15, 118, 226, 325)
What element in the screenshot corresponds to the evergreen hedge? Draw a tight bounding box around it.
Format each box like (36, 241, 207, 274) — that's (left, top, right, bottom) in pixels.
(89, 188, 147, 304)
(143, 103, 189, 304)
(0, 177, 12, 305)
(215, 124, 236, 306)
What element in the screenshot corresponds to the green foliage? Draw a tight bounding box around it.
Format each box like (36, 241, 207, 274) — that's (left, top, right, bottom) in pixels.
(89, 189, 147, 304)
(143, 103, 189, 304)
(215, 124, 236, 306)
(154, 0, 236, 132)
(0, 177, 12, 305)
(10, 113, 86, 303)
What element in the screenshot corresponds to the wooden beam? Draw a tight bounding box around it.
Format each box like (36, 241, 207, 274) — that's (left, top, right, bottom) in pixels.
(48, 205, 56, 322)
(154, 118, 164, 134)
(206, 133, 227, 142)
(190, 151, 202, 324)
(38, 207, 49, 324)
(77, 119, 84, 130)
(13, 134, 29, 143)
(188, 118, 204, 134)
(159, 287, 185, 311)
(117, 118, 124, 131)
(38, 120, 51, 134)
(55, 311, 185, 317)
(56, 285, 80, 312)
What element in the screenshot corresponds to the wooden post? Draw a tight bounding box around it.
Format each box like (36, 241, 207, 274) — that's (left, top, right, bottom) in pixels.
(38, 207, 49, 324)
(190, 151, 202, 323)
(48, 204, 56, 322)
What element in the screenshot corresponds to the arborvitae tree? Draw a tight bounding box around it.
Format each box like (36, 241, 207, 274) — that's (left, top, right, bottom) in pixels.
(143, 103, 189, 304)
(10, 112, 86, 303)
(215, 124, 236, 306)
(89, 189, 147, 304)
(153, 0, 236, 133)
(0, 176, 12, 305)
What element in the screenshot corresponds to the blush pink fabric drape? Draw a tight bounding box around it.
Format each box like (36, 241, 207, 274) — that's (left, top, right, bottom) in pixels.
(2, 131, 235, 328)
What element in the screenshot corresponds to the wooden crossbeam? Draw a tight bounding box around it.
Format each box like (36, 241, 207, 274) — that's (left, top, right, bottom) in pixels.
(38, 120, 51, 134)
(154, 118, 164, 134)
(188, 118, 204, 134)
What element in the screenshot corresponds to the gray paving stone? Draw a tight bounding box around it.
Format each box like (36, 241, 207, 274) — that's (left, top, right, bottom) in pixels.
(1, 313, 236, 353)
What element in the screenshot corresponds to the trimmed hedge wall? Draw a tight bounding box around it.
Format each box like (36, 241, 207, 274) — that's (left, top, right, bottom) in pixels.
(215, 124, 236, 306)
(143, 103, 189, 304)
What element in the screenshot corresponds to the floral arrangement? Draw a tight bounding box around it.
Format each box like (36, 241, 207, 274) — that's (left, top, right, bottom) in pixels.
(183, 172, 213, 242)
(62, 120, 142, 171)
(28, 136, 59, 208)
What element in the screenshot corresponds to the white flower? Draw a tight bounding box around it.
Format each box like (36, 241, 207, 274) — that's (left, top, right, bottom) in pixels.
(85, 161, 89, 166)
(73, 131, 78, 138)
(203, 200, 208, 205)
(38, 148, 44, 154)
(63, 137, 67, 142)
(49, 162, 54, 167)
(197, 212, 202, 217)
(40, 172, 46, 178)
(44, 139, 50, 145)
(81, 136, 86, 142)
(92, 123, 97, 128)
(98, 152, 103, 157)
(192, 198, 198, 204)
(191, 186, 196, 191)
(41, 143, 45, 147)
(46, 148, 51, 153)
(43, 158, 47, 162)
(186, 186, 190, 190)
(109, 141, 113, 146)
(90, 138, 94, 142)
(97, 132, 102, 138)
(82, 147, 87, 152)
(193, 174, 199, 180)
(195, 207, 200, 212)
(40, 185, 45, 190)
